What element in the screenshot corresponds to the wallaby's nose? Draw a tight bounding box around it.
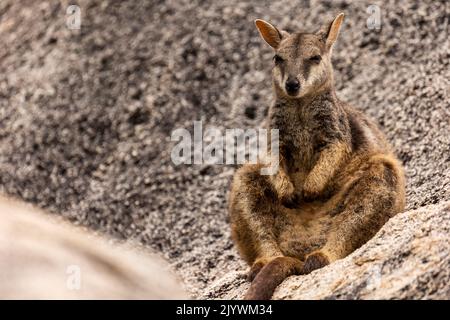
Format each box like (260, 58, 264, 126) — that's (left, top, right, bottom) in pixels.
(285, 77, 300, 95)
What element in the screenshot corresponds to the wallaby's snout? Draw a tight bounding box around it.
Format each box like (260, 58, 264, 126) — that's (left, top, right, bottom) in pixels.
(285, 76, 300, 96)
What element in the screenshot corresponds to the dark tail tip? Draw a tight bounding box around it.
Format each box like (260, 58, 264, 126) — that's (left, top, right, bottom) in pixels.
(244, 256, 303, 300)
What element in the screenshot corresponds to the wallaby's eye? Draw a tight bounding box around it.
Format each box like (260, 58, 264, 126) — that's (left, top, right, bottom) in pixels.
(273, 55, 284, 65)
(309, 55, 322, 63)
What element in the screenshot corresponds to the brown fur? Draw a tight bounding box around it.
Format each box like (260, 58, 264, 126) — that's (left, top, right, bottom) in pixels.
(303, 251, 330, 274)
(229, 13, 406, 300)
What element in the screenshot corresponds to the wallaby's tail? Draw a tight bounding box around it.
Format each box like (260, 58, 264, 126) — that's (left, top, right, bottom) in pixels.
(244, 256, 303, 300)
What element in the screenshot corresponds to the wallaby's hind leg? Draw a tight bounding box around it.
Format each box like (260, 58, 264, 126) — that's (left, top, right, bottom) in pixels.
(303, 155, 405, 274)
(229, 164, 284, 280)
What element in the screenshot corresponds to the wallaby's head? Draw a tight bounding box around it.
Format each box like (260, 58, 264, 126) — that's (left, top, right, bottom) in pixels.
(255, 13, 344, 99)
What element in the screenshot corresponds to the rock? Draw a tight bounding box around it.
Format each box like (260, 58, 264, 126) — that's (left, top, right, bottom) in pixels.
(0, 196, 187, 299)
(204, 201, 450, 299)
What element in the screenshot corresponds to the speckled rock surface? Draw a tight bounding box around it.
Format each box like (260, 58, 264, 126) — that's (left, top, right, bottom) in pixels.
(203, 201, 450, 299)
(0, 0, 448, 298)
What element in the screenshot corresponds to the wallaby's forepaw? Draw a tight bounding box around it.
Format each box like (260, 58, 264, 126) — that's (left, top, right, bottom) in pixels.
(302, 189, 318, 202)
(303, 251, 330, 274)
(302, 173, 328, 200)
(281, 193, 302, 208)
(271, 174, 295, 204)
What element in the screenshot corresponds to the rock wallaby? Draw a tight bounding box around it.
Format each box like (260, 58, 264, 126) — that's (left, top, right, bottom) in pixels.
(229, 13, 406, 300)
(0, 195, 187, 299)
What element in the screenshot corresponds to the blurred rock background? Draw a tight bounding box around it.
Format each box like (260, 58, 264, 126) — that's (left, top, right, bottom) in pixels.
(0, 0, 448, 298)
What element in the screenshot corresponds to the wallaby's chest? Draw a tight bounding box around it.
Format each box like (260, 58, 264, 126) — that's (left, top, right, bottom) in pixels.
(269, 103, 337, 169)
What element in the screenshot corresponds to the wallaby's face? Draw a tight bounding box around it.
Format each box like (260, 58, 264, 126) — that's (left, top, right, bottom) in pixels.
(255, 13, 344, 99)
(271, 33, 330, 98)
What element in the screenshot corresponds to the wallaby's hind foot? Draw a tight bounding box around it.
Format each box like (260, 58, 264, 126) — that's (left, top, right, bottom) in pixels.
(247, 260, 265, 282)
(245, 257, 303, 300)
(247, 255, 289, 281)
(303, 251, 330, 274)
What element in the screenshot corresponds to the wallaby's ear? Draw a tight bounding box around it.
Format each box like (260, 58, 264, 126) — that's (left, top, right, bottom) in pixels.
(255, 19, 283, 49)
(320, 13, 345, 50)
